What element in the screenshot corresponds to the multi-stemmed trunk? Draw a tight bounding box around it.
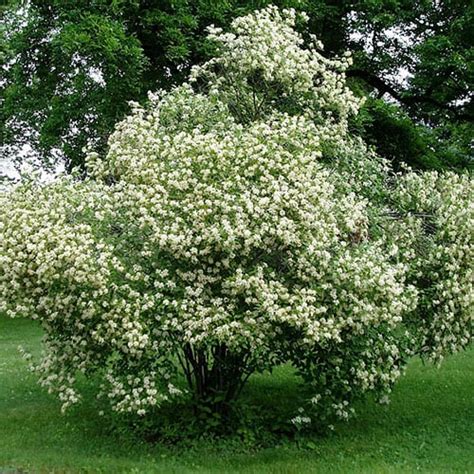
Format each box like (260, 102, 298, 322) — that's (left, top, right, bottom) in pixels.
(178, 343, 252, 416)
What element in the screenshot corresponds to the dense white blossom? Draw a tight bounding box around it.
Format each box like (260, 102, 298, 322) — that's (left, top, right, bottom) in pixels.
(391, 171, 473, 361)
(0, 6, 472, 425)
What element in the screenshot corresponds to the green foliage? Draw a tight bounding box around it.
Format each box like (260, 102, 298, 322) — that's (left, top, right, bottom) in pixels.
(1, 1, 146, 170)
(354, 99, 451, 171)
(1, 0, 472, 170)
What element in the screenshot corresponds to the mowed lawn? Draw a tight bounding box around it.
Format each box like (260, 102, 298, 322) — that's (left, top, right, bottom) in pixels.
(1, 314, 473, 474)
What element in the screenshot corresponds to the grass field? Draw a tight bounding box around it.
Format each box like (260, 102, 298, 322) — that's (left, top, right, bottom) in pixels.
(1, 314, 473, 473)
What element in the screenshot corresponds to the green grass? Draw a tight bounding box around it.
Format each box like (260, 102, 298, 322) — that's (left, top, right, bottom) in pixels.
(1, 314, 473, 473)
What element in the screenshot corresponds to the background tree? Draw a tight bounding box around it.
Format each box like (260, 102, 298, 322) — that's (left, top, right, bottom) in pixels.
(1, 0, 473, 172)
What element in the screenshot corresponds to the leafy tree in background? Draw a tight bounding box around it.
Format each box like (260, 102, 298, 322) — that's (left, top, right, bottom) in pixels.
(1, 0, 473, 171)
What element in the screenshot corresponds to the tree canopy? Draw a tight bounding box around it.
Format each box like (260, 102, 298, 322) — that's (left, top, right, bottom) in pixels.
(2, 1, 473, 172)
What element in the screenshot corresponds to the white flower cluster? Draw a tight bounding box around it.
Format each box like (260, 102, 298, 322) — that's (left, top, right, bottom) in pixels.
(103, 371, 181, 416)
(0, 6, 471, 425)
(391, 171, 474, 362)
(189, 5, 362, 136)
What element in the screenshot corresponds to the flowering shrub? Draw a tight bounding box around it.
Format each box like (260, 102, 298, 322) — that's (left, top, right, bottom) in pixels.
(0, 6, 472, 428)
(390, 171, 473, 362)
